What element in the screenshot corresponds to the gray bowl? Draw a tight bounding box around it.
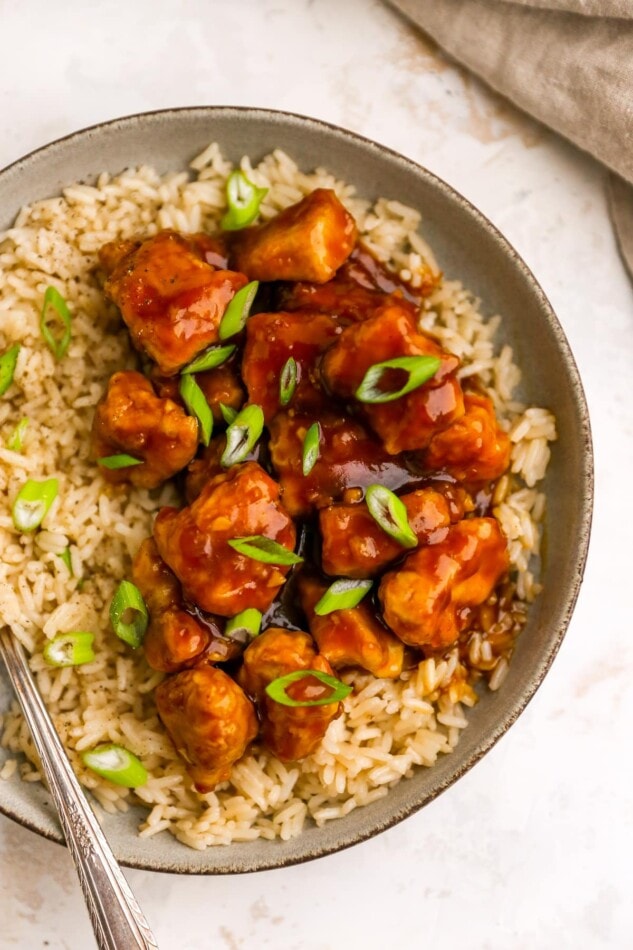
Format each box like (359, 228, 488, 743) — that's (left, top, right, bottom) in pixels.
(0, 107, 593, 873)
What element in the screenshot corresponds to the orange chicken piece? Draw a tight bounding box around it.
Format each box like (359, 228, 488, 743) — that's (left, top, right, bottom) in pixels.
(242, 310, 341, 421)
(101, 230, 248, 375)
(268, 411, 416, 518)
(239, 627, 341, 762)
(132, 539, 241, 672)
(299, 576, 404, 679)
(379, 518, 509, 651)
(319, 487, 466, 579)
(91, 370, 198, 489)
(230, 189, 357, 283)
(424, 392, 511, 483)
(155, 665, 258, 792)
(321, 302, 464, 454)
(132, 539, 210, 672)
(153, 462, 296, 616)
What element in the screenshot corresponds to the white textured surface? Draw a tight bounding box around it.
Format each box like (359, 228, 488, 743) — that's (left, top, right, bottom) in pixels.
(0, 1, 631, 947)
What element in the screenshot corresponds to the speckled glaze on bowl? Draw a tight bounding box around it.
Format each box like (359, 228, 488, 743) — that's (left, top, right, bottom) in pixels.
(0, 107, 593, 874)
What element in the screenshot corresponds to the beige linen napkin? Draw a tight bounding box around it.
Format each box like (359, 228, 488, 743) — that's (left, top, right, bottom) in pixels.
(386, 0, 633, 279)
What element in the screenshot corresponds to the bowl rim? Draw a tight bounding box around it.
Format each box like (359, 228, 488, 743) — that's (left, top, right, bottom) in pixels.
(0, 105, 594, 873)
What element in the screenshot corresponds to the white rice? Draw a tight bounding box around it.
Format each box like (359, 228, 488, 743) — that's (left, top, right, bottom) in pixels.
(0, 145, 556, 848)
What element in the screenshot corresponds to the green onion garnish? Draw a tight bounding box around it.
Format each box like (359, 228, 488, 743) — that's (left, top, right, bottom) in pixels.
(219, 402, 238, 425)
(218, 281, 259, 341)
(81, 744, 147, 788)
(365, 484, 418, 549)
(179, 374, 213, 446)
(221, 170, 268, 231)
(181, 344, 236, 375)
(265, 669, 353, 708)
(221, 403, 264, 467)
(314, 578, 373, 616)
(6, 417, 29, 452)
(40, 287, 72, 360)
(43, 631, 95, 668)
(227, 535, 303, 566)
(12, 478, 58, 533)
(355, 355, 441, 404)
(302, 422, 321, 476)
(109, 580, 148, 649)
(0, 344, 21, 397)
(225, 608, 262, 644)
(97, 454, 143, 470)
(57, 546, 73, 575)
(279, 356, 298, 407)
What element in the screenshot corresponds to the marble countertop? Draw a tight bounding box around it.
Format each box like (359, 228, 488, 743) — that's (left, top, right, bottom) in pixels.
(0, 1, 631, 947)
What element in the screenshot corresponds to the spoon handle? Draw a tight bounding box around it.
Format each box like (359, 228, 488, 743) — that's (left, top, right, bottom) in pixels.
(0, 629, 159, 950)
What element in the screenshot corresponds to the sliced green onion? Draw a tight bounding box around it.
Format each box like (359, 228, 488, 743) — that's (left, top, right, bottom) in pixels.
(302, 422, 321, 476)
(110, 580, 148, 649)
(314, 578, 373, 616)
(0, 344, 21, 397)
(265, 669, 352, 708)
(221, 170, 268, 231)
(225, 608, 262, 645)
(40, 286, 72, 360)
(365, 484, 418, 549)
(57, 546, 73, 575)
(218, 281, 259, 341)
(81, 744, 147, 788)
(219, 402, 238, 425)
(97, 453, 143, 470)
(221, 403, 264, 467)
(181, 343, 236, 375)
(12, 478, 58, 533)
(227, 535, 303, 566)
(6, 416, 29, 452)
(179, 374, 213, 446)
(355, 355, 441, 404)
(279, 356, 298, 407)
(43, 631, 94, 668)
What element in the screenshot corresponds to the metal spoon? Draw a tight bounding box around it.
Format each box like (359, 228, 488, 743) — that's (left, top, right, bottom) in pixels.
(0, 628, 159, 950)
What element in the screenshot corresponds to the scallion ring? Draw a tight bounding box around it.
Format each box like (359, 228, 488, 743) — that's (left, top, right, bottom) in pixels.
(40, 286, 72, 360)
(355, 355, 441, 404)
(97, 454, 143, 470)
(81, 744, 147, 788)
(265, 669, 352, 708)
(221, 170, 268, 231)
(6, 416, 29, 452)
(279, 356, 298, 407)
(301, 422, 321, 476)
(12, 478, 58, 533)
(227, 535, 303, 566)
(179, 374, 213, 446)
(365, 484, 418, 549)
(43, 631, 94, 668)
(218, 281, 259, 341)
(219, 402, 238, 425)
(0, 344, 21, 397)
(314, 578, 373, 616)
(221, 403, 264, 467)
(110, 580, 148, 649)
(181, 343, 236, 375)
(224, 608, 262, 645)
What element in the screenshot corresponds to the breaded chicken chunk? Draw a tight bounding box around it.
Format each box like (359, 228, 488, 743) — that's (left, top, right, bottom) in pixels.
(91, 370, 198, 489)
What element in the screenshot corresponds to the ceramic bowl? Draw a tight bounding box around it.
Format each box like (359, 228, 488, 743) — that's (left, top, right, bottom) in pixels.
(0, 107, 593, 873)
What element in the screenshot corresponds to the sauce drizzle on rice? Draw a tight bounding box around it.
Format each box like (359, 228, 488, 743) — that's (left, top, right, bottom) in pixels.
(0, 145, 556, 847)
